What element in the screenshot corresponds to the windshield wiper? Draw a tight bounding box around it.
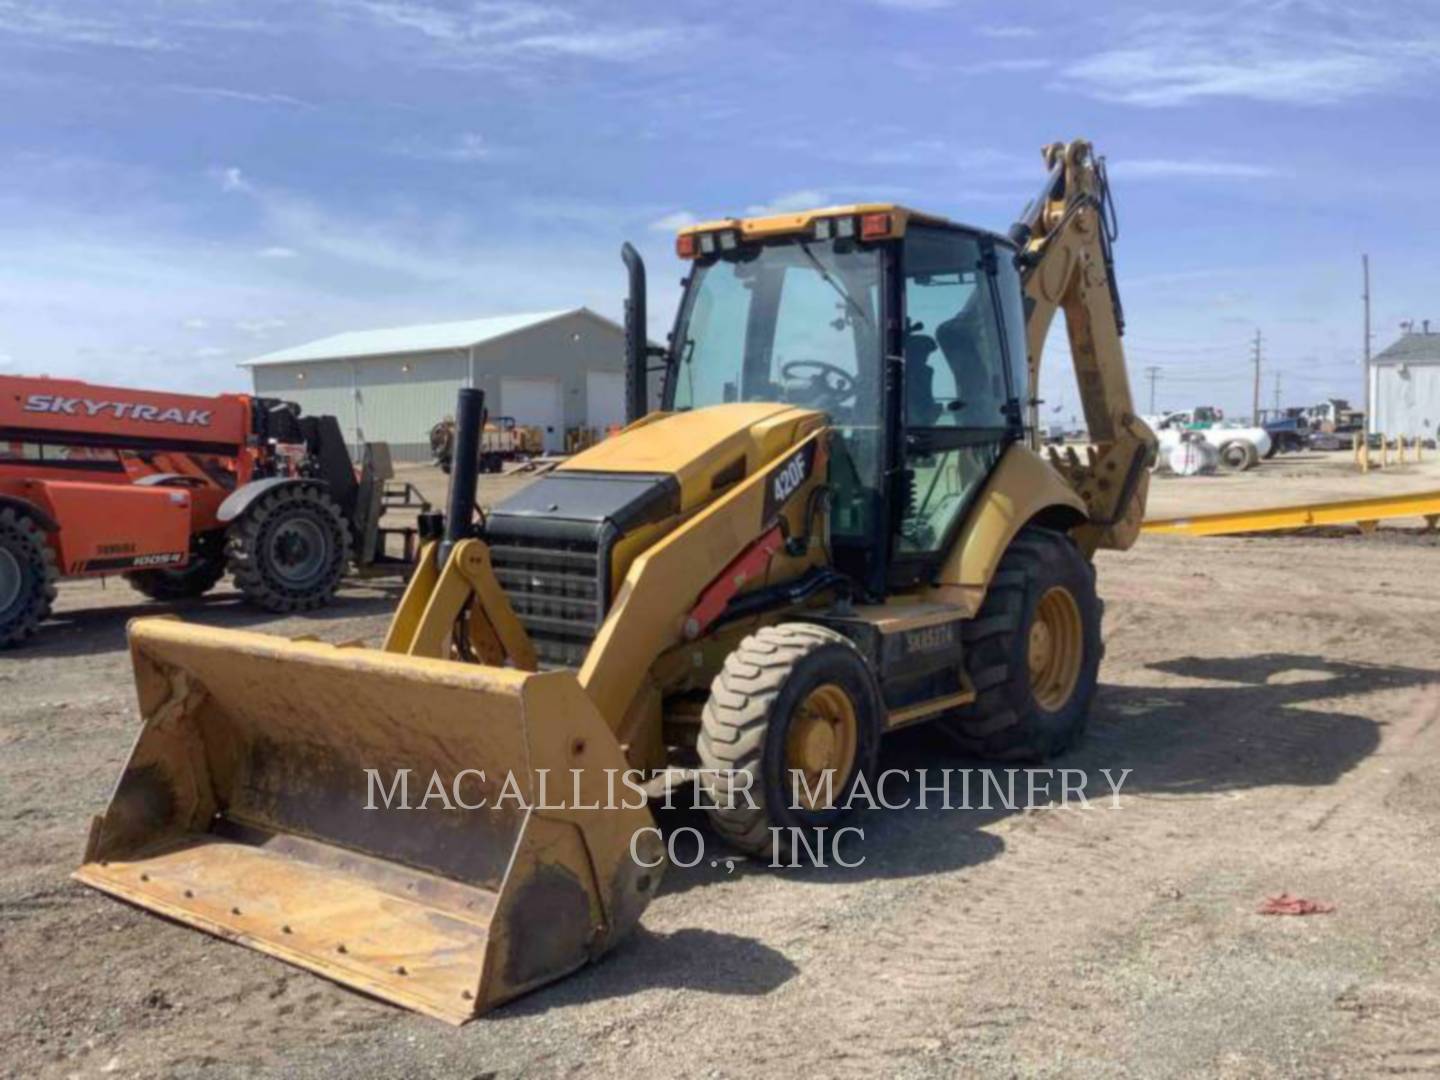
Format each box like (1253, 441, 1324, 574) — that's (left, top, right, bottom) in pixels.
(796, 240, 871, 326)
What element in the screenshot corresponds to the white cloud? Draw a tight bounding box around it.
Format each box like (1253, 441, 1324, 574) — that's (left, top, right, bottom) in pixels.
(0, 4, 174, 51)
(0, 353, 12, 367)
(1112, 158, 1282, 180)
(165, 84, 310, 107)
(193, 346, 230, 359)
(340, 1, 692, 65)
(218, 166, 251, 193)
(181, 318, 209, 330)
(978, 25, 1038, 39)
(649, 210, 698, 232)
(395, 132, 494, 163)
(1064, 3, 1440, 106)
(510, 28, 685, 60)
(744, 190, 829, 215)
(257, 246, 300, 259)
(236, 318, 288, 336)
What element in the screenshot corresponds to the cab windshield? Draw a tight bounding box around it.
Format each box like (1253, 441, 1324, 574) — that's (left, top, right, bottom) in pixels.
(670, 239, 883, 427)
(669, 238, 886, 543)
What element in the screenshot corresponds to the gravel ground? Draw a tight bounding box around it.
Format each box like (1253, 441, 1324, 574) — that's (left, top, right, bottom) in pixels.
(1, 453, 1438, 1078)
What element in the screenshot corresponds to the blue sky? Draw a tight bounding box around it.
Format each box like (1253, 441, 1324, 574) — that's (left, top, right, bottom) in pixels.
(2, 0, 1438, 419)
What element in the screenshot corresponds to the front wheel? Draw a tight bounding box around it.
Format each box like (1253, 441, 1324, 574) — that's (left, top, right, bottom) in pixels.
(945, 528, 1102, 761)
(226, 486, 351, 613)
(697, 624, 882, 857)
(0, 508, 58, 648)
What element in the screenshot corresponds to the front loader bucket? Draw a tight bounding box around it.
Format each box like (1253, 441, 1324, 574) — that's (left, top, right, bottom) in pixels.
(75, 619, 661, 1023)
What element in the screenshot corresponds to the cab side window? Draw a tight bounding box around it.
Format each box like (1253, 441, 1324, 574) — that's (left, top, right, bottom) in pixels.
(902, 229, 1012, 431)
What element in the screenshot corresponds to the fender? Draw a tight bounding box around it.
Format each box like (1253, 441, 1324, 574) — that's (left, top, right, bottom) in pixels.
(217, 477, 325, 524)
(0, 493, 59, 533)
(927, 443, 1088, 614)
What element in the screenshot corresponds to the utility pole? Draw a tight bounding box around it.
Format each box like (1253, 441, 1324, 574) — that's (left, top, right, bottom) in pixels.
(1144, 365, 1160, 413)
(1362, 254, 1372, 437)
(1273, 370, 1281, 414)
(1251, 329, 1263, 426)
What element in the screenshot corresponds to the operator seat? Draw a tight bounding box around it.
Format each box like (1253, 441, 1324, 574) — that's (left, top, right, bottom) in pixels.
(904, 333, 943, 426)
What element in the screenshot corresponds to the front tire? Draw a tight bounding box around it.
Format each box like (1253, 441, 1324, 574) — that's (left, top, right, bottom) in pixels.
(697, 624, 882, 857)
(226, 486, 351, 613)
(0, 507, 57, 648)
(946, 528, 1102, 761)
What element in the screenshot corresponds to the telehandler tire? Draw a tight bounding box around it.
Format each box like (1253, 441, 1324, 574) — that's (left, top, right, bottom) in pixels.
(946, 528, 1101, 761)
(125, 537, 226, 601)
(697, 623, 881, 857)
(0, 507, 57, 648)
(226, 486, 351, 613)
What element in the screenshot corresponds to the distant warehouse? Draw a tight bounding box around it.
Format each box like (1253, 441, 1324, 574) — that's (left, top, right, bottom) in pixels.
(1370, 321, 1440, 440)
(240, 308, 633, 460)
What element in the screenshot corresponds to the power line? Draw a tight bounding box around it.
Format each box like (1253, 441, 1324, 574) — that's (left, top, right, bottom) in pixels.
(1251, 329, 1263, 425)
(1144, 365, 1161, 413)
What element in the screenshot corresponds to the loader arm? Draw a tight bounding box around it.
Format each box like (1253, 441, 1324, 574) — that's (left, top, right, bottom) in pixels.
(1017, 139, 1156, 552)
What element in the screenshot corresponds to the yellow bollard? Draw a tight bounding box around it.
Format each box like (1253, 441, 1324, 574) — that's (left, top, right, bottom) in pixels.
(1399, 437, 1408, 464)
(1381, 435, 1390, 467)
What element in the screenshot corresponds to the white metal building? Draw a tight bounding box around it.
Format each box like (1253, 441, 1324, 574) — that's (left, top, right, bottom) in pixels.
(241, 308, 632, 460)
(1369, 322, 1440, 440)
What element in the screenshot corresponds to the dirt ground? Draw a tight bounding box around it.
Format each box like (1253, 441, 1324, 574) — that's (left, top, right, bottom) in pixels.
(2, 450, 1439, 1078)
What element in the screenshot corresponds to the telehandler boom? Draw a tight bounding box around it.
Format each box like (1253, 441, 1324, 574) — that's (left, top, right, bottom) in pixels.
(77, 139, 1154, 1022)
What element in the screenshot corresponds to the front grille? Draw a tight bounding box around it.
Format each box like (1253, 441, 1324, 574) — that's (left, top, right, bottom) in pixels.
(489, 537, 605, 669)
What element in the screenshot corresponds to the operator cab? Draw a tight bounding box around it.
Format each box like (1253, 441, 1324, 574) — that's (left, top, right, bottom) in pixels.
(665, 206, 1029, 596)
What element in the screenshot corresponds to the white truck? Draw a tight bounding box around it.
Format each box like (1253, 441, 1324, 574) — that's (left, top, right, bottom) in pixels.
(1145, 408, 1272, 472)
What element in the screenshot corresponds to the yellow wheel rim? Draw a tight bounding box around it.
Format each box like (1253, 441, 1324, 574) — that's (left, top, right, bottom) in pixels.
(784, 683, 859, 810)
(1028, 586, 1084, 712)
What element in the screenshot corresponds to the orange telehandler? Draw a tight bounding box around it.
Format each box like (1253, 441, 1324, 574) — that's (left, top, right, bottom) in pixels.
(0, 375, 425, 646)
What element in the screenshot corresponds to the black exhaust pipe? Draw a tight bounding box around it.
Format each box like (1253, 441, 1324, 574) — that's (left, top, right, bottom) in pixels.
(622, 242, 648, 424)
(439, 387, 485, 565)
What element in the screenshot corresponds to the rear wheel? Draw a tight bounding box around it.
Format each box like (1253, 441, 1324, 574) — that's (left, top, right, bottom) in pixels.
(0, 507, 58, 648)
(125, 534, 226, 601)
(227, 486, 351, 613)
(697, 624, 881, 857)
(945, 528, 1101, 761)
(1219, 440, 1259, 471)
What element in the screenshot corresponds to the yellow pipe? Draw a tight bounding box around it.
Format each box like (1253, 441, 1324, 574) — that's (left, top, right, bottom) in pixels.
(1143, 489, 1440, 536)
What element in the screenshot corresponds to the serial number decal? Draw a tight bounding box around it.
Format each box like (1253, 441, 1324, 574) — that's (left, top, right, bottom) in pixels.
(904, 624, 957, 654)
(131, 552, 186, 567)
(97, 542, 137, 556)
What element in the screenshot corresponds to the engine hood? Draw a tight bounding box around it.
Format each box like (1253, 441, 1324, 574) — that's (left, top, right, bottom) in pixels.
(558, 401, 826, 511)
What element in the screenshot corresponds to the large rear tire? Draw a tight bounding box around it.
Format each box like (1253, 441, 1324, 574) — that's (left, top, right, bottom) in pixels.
(226, 487, 351, 613)
(945, 528, 1102, 761)
(0, 507, 58, 648)
(697, 624, 881, 858)
(125, 534, 226, 601)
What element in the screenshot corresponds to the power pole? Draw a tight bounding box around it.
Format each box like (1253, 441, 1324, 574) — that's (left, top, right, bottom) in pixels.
(1251, 329, 1263, 426)
(1362, 254, 1372, 436)
(1273, 370, 1281, 414)
(1144, 365, 1160, 413)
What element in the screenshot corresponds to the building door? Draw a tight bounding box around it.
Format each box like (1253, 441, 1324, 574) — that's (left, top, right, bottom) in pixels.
(500, 376, 563, 453)
(585, 371, 626, 434)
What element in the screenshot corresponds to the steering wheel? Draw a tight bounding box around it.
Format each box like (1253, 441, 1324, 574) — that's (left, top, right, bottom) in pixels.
(780, 359, 857, 409)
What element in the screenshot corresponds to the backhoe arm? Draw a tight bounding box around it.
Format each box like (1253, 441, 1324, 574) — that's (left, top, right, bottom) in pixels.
(1015, 139, 1156, 553)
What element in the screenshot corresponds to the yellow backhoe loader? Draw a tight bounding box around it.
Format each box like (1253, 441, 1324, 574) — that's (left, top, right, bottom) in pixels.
(76, 139, 1155, 1023)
